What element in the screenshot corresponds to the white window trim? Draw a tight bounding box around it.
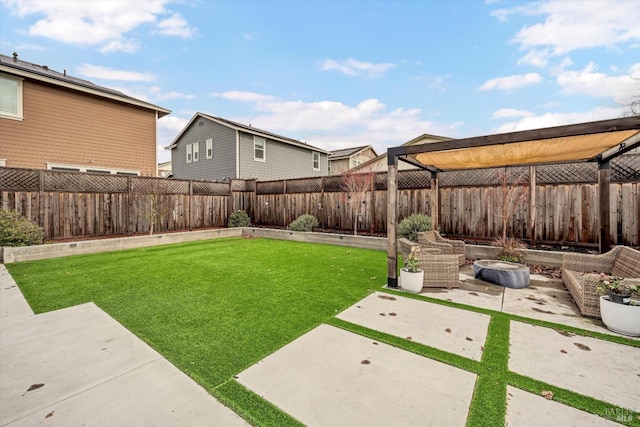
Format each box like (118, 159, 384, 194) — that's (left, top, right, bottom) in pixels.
(312, 152, 320, 171)
(46, 162, 140, 175)
(254, 136, 266, 162)
(206, 138, 213, 159)
(192, 142, 199, 162)
(186, 144, 192, 163)
(0, 73, 24, 121)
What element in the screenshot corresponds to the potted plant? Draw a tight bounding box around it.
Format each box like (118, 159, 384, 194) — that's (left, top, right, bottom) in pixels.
(400, 246, 424, 293)
(596, 275, 640, 337)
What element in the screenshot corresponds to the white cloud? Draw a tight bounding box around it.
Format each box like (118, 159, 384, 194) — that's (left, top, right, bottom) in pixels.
(206, 91, 460, 154)
(148, 86, 195, 101)
(516, 49, 549, 67)
(556, 62, 640, 104)
(321, 58, 396, 78)
(210, 91, 277, 103)
(411, 74, 450, 91)
(478, 73, 543, 91)
(3, 0, 196, 52)
(76, 64, 156, 82)
(493, 107, 625, 133)
(100, 39, 140, 54)
(498, 0, 640, 55)
(491, 108, 535, 119)
(243, 33, 257, 41)
(156, 12, 197, 38)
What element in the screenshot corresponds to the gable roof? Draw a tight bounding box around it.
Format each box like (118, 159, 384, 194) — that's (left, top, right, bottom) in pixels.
(0, 53, 171, 118)
(166, 112, 329, 153)
(350, 133, 451, 172)
(329, 145, 377, 160)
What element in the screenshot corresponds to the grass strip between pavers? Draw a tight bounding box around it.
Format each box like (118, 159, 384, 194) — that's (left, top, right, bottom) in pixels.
(465, 316, 509, 427)
(506, 372, 640, 427)
(213, 380, 304, 427)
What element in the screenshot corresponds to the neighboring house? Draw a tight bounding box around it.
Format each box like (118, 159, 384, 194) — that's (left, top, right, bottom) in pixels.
(0, 52, 171, 176)
(328, 145, 377, 175)
(351, 133, 451, 173)
(158, 160, 172, 178)
(167, 112, 329, 181)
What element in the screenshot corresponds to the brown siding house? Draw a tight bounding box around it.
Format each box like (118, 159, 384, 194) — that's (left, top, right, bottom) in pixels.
(0, 53, 170, 176)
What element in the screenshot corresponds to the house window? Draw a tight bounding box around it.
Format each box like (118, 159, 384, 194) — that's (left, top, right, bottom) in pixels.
(186, 144, 192, 163)
(46, 163, 139, 175)
(352, 159, 362, 167)
(254, 137, 266, 162)
(0, 74, 23, 120)
(193, 142, 199, 162)
(206, 138, 213, 159)
(328, 161, 331, 173)
(312, 152, 320, 171)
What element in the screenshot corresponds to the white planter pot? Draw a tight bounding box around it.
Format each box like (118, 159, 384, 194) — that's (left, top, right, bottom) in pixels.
(599, 296, 640, 337)
(400, 269, 424, 293)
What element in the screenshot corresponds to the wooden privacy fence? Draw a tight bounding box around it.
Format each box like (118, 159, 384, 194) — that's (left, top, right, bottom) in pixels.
(1, 155, 639, 246)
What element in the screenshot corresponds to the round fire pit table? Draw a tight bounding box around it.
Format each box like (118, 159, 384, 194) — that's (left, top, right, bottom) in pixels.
(472, 259, 530, 289)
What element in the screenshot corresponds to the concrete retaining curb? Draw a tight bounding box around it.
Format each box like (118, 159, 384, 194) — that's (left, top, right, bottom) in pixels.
(2, 227, 565, 267)
(1, 228, 242, 263)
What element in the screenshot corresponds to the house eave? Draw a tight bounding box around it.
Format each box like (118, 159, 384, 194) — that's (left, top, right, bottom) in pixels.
(0, 65, 171, 118)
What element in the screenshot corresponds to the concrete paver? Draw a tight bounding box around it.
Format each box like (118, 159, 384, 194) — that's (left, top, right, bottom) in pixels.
(0, 300, 248, 427)
(236, 324, 477, 427)
(0, 265, 33, 320)
(509, 321, 640, 412)
(7, 358, 247, 427)
(505, 386, 624, 427)
(337, 291, 490, 360)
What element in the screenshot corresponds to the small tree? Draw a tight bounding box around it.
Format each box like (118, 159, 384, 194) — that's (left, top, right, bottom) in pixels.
(340, 168, 375, 235)
(494, 168, 528, 242)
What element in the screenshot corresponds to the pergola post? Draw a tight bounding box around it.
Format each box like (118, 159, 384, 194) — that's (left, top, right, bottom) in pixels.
(387, 151, 399, 288)
(430, 171, 439, 230)
(598, 161, 611, 253)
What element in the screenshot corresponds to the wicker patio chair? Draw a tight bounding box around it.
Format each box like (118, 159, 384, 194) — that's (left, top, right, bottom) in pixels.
(398, 237, 460, 289)
(418, 230, 466, 266)
(562, 246, 640, 318)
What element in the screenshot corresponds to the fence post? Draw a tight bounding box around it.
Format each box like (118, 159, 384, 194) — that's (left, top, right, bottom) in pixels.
(189, 180, 194, 231)
(598, 161, 611, 253)
(127, 176, 133, 236)
(283, 179, 287, 227)
(38, 170, 45, 229)
(529, 166, 536, 247)
(370, 173, 375, 235)
(430, 171, 439, 231)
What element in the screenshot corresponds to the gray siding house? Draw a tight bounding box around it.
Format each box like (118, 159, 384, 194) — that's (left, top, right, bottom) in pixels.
(167, 113, 329, 181)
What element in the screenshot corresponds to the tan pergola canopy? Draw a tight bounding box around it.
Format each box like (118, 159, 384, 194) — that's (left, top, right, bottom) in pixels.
(414, 130, 640, 171)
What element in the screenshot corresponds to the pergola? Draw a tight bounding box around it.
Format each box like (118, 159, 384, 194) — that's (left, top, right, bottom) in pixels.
(386, 116, 640, 288)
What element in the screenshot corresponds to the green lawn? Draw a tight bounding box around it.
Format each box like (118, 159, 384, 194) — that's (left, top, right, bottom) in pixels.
(7, 237, 639, 427)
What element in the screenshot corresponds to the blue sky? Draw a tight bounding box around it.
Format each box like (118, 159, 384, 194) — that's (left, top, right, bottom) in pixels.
(2, 0, 639, 163)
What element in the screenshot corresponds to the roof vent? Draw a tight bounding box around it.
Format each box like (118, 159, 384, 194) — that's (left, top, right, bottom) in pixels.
(12, 52, 18, 62)
(42, 65, 48, 70)
(64, 69, 66, 77)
